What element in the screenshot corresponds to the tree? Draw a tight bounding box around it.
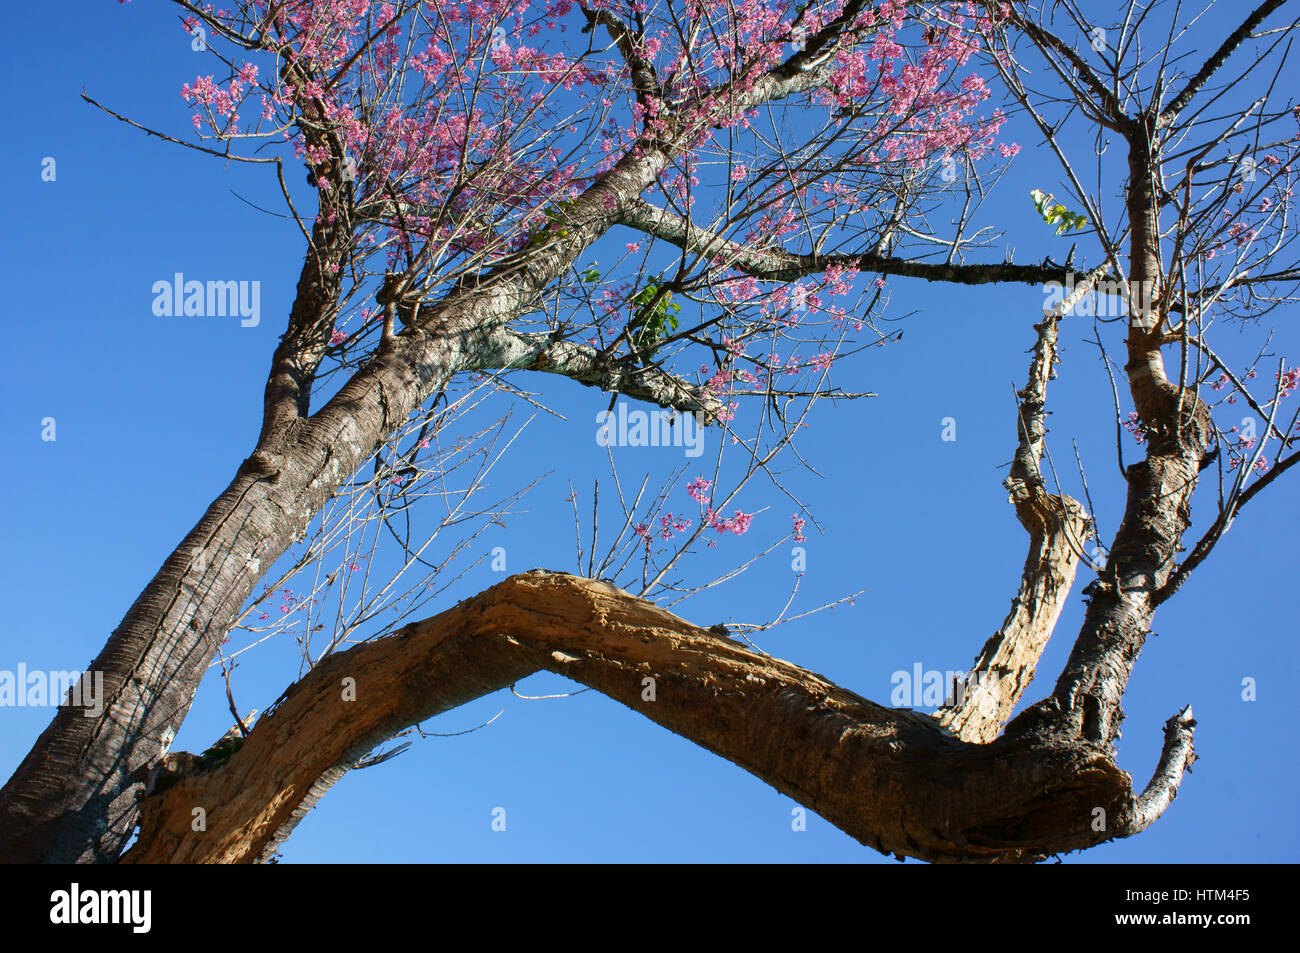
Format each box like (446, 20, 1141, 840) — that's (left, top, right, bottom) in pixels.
(2, 0, 1296, 863)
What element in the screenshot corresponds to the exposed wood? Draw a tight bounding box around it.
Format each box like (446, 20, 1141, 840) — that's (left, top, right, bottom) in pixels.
(125, 571, 1151, 865)
(938, 274, 1107, 742)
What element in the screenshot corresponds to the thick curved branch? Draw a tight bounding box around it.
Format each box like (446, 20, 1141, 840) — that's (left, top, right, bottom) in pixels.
(124, 571, 1159, 865)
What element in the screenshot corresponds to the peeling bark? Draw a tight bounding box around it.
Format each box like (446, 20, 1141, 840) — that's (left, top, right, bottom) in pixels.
(939, 301, 1095, 742)
(1014, 119, 1213, 754)
(123, 572, 1146, 865)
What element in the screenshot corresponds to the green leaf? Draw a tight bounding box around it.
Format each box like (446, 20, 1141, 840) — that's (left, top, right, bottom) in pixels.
(1030, 190, 1087, 235)
(626, 275, 682, 361)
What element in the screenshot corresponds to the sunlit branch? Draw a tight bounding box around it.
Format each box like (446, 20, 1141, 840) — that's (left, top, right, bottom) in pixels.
(617, 198, 1074, 286)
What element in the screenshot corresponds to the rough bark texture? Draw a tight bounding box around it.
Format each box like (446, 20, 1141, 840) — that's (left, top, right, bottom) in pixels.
(123, 571, 1142, 865)
(1010, 116, 1212, 757)
(939, 303, 1091, 740)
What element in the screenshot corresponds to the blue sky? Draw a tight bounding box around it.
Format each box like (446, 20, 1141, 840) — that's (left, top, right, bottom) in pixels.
(0, 1, 1296, 863)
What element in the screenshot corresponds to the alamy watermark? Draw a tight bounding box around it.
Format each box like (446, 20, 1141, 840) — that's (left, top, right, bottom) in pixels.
(1, 665, 104, 717)
(50, 884, 151, 933)
(152, 273, 261, 327)
(596, 403, 705, 458)
(1043, 274, 1158, 328)
(891, 664, 1001, 714)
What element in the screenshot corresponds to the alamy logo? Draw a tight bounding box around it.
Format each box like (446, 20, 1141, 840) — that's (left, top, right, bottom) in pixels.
(1043, 274, 1157, 328)
(891, 664, 1000, 714)
(50, 884, 151, 933)
(596, 403, 705, 458)
(0, 665, 104, 717)
(152, 273, 261, 327)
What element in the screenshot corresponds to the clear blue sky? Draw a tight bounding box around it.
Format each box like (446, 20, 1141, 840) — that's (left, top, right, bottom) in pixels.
(0, 1, 1296, 863)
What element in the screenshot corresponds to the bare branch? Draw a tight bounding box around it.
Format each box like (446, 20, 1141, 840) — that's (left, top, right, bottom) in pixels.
(1126, 706, 1197, 834)
(618, 198, 1075, 286)
(1158, 1, 1290, 128)
(466, 327, 723, 419)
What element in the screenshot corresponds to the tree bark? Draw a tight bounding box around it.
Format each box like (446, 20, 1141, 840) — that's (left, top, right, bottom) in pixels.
(1014, 117, 1213, 748)
(123, 571, 1146, 865)
(0, 10, 895, 859)
(0, 139, 680, 864)
(938, 302, 1096, 742)
(2, 5, 1226, 865)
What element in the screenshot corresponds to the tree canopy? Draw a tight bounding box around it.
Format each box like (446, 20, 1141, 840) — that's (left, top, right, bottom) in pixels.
(1, 0, 1297, 863)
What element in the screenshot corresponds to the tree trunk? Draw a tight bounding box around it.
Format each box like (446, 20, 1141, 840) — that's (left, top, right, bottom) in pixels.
(0, 141, 677, 863)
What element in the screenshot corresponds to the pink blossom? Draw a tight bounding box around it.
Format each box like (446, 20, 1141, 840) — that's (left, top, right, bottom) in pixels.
(1279, 367, 1300, 398)
(686, 477, 712, 504)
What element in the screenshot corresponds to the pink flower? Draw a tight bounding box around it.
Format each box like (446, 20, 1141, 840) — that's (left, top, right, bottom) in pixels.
(686, 477, 712, 504)
(1279, 367, 1300, 398)
(706, 508, 755, 535)
(658, 513, 692, 539)
(730, 164, 748, 181)
(728, 511, 753, 535)
(1122, 411, 1146, 444)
